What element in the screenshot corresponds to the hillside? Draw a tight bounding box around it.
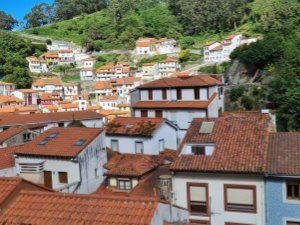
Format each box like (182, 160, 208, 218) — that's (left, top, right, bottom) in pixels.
(21, 0, 263, 51)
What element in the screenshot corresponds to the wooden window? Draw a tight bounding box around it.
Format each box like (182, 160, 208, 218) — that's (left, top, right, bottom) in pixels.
(118, 179, 131, 190)
(187, 183, 209, 215)
(194, 88, 200, 100)
(44, 171, 52, 188)
(111, 139, 119, 151)
(224, 184, 256, 213)
(58, 172, 68, 184)
(155, 110, 163, 118)
(135, 141, 144, 154)
(286, 181, 300, 200)
(162, 89, 167, 100)
(141, 110, 148, 117)
(148, 90, 153, 100)
(192, 146, 205, 155)
(176, 89, 182, 100)
(225, 223, 254, 225)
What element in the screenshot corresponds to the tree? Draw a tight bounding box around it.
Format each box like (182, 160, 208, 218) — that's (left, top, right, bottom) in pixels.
(24, 3, 55, 28)
(0, 10, 17, 30)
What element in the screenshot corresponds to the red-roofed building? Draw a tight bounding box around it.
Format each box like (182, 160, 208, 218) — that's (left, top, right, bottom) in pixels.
(12, 89, 38, 105)
(95, 62, 131, 81)
(0, 81, 15, 96)
(14, 127, 107, 194)
(105, 117, 178, 155)
(170, 112, 273, 225)
(26, 56, 48, 73)
(131, 75, 224, 138)
(32, 77, 63, 94)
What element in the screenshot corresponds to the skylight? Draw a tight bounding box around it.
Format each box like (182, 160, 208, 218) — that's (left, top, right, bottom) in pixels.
(75, 139, 86, 146)
(38, 140, 47, 146)
(48, 133, 58, 138)
(199, 122, 215, 134)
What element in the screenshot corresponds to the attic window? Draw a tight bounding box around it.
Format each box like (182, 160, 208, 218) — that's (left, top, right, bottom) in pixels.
(38, 140, 47, 146)
(199, 122, 215, 134)
(126, 124, 134, 129)
(75, 139, 86, 146)
(48, 133, 58, 138)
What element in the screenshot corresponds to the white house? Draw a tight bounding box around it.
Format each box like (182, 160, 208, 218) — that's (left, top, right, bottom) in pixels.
(0, 95, 24, 109)
(170, 112, 273, 225)
(0, 111, 104, 132)
(105, 117, 178, 155)
(26, 57, 48, 73)
(47, 43, 69, 51)
(95, 63, 131, 81)
(98, 95, 119, 110)
(0, 81, 15, 96)
(135, 38, 179, 56)
(157, 57, 180, 78)
(141, 62, 159, 81)
(14, 127, 106, 194)
(156, 38, 179, 54)
(63, 83, 79, 99)
(80, 58, 96, 81)
(131, 75, 224, 138)
(203, 34, 258, 63)
(135, 38, 156, 55)
(57, 50, 74, 64)
(112, 77, 141, 99)
(94, 81, 113, 98)
(32, 78, 63, 94)
(12, 89, 38, 105)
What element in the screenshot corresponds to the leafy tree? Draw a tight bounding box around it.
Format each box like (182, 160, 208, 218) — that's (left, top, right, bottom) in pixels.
(0, 10, 17, 30)
(241, 96, 254, 110)
(24, 3, 55, 28)
(229, 86, 246, 102)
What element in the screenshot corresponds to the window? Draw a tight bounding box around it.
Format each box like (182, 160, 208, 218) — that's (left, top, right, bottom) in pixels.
(194, 88, 200, 100)
(287, 222, 300, 225)
(176, 89, 182, 100)
(148, 90, 153, 100)
(187, 183, 209, 215)
(58, 122, 64, 127)
(58, 172, 68, 184)
(162, 89, 167, 100)
(224, 184, 256, 213)
(135, 141, 144, 154)
(75, 139, 86, 146)
(192, 146, 205, 155)
(118, 179, 131, 190)
(286, 180, 300, 200)
(141, 110, 148, 117)
(95, 168, 99, 179)
(111, 139, 119, 151)
(48, 133, 58, 138)
(38, 139, 47, 145)
(155, 110, 163, 118)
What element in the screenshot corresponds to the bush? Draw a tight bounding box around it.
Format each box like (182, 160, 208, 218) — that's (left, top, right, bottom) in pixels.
(230, 86, 246, 102)
(241, 96, 254, 110)
(46, 39, 52, 45)
(179, 36, 195, 49)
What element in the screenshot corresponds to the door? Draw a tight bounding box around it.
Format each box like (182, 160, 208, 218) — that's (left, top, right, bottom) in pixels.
(44, 171, 52, 188)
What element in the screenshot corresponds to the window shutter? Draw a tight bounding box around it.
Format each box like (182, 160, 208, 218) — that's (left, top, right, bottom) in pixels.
(227, 188, 253, 205)
(190, 186, 206, 202)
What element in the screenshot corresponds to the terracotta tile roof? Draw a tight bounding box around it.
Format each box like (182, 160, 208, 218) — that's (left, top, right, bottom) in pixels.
(87, 105, 102, 110)
(0, 190, 158, 225)
(143, 62, 156, 67)
(133, 93, 217, 109)
(26, 56, 40, 62)
(104, 154, 160, 177)
(171, 112, 271, 174)
(43, 105, 58, 111)
(0, 105, 39, 114)
(122, 67, 130, 73)
(99, 95, 119, 101)
(96, 63, 114, 71)
(136, 40, 151, 47)
(137, 75, 222, 89)
(159, 57, 178, 63)
(14, 127, 102, 158)
(58, 49, 73, 53)
(0, 125, 33, 144)
(0, 145, 17, 170)
(99, 109, 130, 116)
(115, 77, 140, 86)
(106, 117, 165, 137)
(211, 44, 223, 51)
(268, 132, 300, 176)
(59, 102, 78, 109)
(170, 71, 190, 77)
(32, 77, 63, 87)
(0, 111, 102, 127)
(204, 40, 217, 46)
(0, 95, 23, 104)
(14, 89, 36, 93)
(94, 81, 113, 90)
(225, 34, 237, 40)
(41, 52, 59, 58)
(40, 92, 61, 101)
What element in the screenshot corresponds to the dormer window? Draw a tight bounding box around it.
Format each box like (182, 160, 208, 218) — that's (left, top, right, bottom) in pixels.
(190, 145, 215, 156)
(192, 146, 205, 155)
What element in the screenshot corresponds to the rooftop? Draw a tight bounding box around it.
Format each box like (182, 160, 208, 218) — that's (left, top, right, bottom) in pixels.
(105, 117, 166, 137)
(0, 145, 17, 170)
(0, 125, 42, 144)
(268, 132, 300, 176)
(14, 127, 103, 158)
(0, 190, 158, 225)
(171, 112, 271, 174)
(0, 95, 23, 104)
(137, 75, 222, 89)
(32, 77, 63, 87)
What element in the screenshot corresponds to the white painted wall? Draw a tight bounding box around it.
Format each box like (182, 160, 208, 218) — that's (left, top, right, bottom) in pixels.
(0, 167, 16, 177)
(172, 173, 265, 225)
(106, 122, 178, 155)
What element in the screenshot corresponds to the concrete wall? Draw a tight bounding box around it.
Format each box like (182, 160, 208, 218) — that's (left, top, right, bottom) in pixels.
(106, 122, 178, 155)
(266, 177, 300, 225)
(172, 173, 266, 225)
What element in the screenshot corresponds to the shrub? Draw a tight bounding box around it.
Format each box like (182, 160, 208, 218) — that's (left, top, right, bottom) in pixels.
(230, 86, 246, 102)
(241, 96, 254, 110)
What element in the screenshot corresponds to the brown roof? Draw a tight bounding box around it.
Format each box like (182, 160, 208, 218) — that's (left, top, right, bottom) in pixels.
(0, 81, 15, 86)
(14, 127, 102, 158)
(99, 95, 119, 101)
(0, 125, 41, 144)
(171, 112, 271, 174)
(136, 40, 151, 47)
(0, 105, 39, 114)
(133, 93, 217, 109)
(142, 62, 156, 67)
(0, 95, 23, 104)
(0, 190, 158, 225)
(94, 81, 113, 90)
(0, 177, 51, 209)
(0, 146, 17, 170)
(105, 117, 165, 137)
(41, 52, 59, 58)
(0, 111, 102, 128)
(211, 44, 223, 51)
(137, 75, 222, 89)
(159, 57, 178, 63)
(115, 77, 140, 86)
(59, 103, 78, 109)
(204, 40, 217, 46)
(40, 92, 60, 101)
(268, 132, 300, 176)
(14, 89, 37, 93)
(32, 78, 63, 87)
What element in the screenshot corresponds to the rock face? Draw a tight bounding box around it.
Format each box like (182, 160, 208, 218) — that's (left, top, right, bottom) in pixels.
(224, 59, 251, 85)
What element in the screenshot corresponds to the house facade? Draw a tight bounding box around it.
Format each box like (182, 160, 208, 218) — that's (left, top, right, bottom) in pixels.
(171, 112, 273, 225)
(105, 117, 178, 155)
(12, 89, 38, 105)
(0, 81, 15, 96)
(266, 132, 300, 225)
(26, 57, 48, 73)
(62, 83, 79, 99)
(32, 78, 63, 94)
(131, 75, 224, 138)
(14, 127, 106, 194)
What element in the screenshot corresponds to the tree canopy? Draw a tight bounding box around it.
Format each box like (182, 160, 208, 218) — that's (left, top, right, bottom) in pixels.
(0, 10, 17, 30)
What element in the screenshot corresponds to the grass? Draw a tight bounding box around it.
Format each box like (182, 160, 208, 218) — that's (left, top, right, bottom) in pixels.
(61, 74, 81, 83)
